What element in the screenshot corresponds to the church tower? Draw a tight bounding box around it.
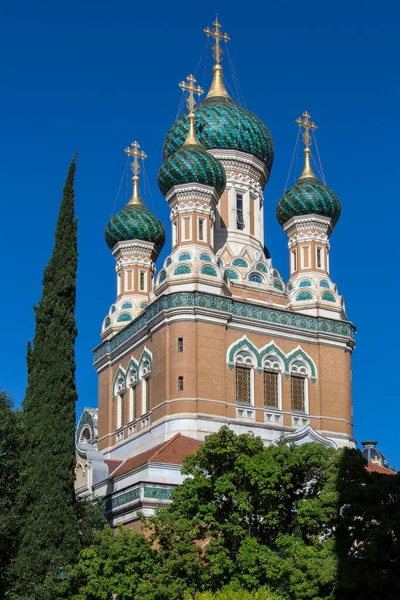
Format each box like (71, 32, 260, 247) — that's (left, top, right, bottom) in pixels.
(86, 18, 356, 526)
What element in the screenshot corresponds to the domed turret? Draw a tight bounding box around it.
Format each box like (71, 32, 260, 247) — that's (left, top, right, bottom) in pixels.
(105, 141, 165, 253)
(361, 441, 389, 469)
(277, 112, 341, 228)
(163, 65, 274, 174)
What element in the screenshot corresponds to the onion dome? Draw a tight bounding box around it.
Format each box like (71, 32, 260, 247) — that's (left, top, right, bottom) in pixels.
(361, 441, 389, 469)
(105, 141, 166, 253)
(277, 112, 341, 228)
(163, 65, 274, 174)
(105, 203, 165, 251)
(158, 141, 226, 197)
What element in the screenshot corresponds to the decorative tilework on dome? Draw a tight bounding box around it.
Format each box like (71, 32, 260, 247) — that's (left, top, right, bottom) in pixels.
(320, 280, 330, 288)
(199, 253, 212, 262)
(249, 274, 262, 283)
(163, 97, 274, 172)
(178, 253, 192, 261)
(105, 204, 166, 252)
(299, 280, 312, 287)
(277, 176, 341, 227)
(104, 317, 111, 328)
(226, 269, 239, 280)
(273, 280, 284, 291)
(159, 270, 167, 283)
(174, 265, 191, 275)
(256, 263, 268, 273)
(232, 258, 248, 268)
(201, 265, 217, 276)
(121, 302, 133, 308)
(117, 313, 132, 322)
(158, 144, 226, 197)
(296, 291, 313, 301)
(321, 292, 336, 302)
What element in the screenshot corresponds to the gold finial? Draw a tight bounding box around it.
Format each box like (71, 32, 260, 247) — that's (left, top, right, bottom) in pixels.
(179, 74, 204, 145)
(124, 141, 147, 204)
(296, 111, 318, 179)
(204, 16, 230, 98)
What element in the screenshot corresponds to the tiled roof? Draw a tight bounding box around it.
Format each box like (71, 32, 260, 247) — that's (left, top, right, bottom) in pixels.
(366, 462, 397, 475)
(104, 459, 123, 475)
(110, 434, 202, 479)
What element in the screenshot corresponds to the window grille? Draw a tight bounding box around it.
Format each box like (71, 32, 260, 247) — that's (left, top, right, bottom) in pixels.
(236, 194, 245, 229)
(291, 375, 305, 412)
(236, 366, 251, 404)
(264, 371, 278, 408)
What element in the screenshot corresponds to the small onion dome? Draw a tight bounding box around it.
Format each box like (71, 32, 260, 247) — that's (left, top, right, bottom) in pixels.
(158, 143, 226, 197)
(163, 66, 274, 174)
(276, 148, 341, 228)
(105, 203, 166, 252)
(361, 441, 389, 469)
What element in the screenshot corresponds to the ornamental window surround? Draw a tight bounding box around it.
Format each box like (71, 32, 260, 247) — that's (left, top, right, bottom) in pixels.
(198, 216, 206, 242)
(316, 246, 324, 270)
(139, 270, 147, 292)
(140, 360, 151, 416)
(291, 249, 297, 273)
(290, 360, 310, 413)
(181, 216, 192, 242)
(235, 351, 255, 405)
(301, 246, 311, 269)
(263, 356, 283, 410)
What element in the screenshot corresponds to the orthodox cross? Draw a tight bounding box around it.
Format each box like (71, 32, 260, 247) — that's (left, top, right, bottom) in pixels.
(204, 16, 230, 64)
(179, 74, 204, 113)
(124, 141, 147, 176)
(296, 111, 317, 148)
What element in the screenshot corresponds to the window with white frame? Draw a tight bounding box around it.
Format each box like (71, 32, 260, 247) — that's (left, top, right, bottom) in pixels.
(198, 217, 206, 242)
(235, 351, 254, 405)
(128, 384, 136, 423)
(316, 246, 324, 270)
(117, 394, 124, 429)
(291, 249, 297, 273)
(236, 193, 245, 230)
(125, 269, 134, 292)
(139, 270, 146, 292)
(172, 221, 178, 246)
(140, 360, 151, 415)
(182, 216, 192, 242)
(301, 246, 311, 269)
(117, 272, 122, 295)
(263, 356, 282, 409)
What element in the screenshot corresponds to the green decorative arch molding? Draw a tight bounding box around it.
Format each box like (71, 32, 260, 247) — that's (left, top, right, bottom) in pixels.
(227, 338, 317, 381)
(126, 357, 139, 379)
(76, 409, 95, 443)
(286, 347, 317, 382)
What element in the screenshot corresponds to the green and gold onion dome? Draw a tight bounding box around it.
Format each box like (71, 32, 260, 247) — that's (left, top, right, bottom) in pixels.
(158, 106, 226, 197)
(105, 201, 166, 252)
(276, 147, 341, 228)
(163, 65, 274, 174)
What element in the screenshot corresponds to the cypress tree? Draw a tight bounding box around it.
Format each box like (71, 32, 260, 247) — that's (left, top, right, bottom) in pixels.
(14, 156, 80, 597)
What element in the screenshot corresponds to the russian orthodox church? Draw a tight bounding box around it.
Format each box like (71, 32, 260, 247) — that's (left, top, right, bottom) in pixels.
(75, 19, 359, 528)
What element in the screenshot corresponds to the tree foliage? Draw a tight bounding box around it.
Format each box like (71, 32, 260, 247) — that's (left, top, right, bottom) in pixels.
(13, 157, 81, 597)
(0, 391, 22, 596)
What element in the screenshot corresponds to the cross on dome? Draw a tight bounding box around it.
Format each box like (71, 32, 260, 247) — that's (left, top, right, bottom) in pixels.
(124, 141, 147, 177)
(204, 16, 230, 64)
(124, 141, 147, 204)
(296, 111, 317, 149)
(179, 74, 204, 114)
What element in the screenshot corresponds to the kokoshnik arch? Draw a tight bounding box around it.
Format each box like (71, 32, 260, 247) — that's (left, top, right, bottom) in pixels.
(75, 18, 356, 529)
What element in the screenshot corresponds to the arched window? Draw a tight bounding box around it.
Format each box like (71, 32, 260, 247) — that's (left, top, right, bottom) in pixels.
(113, 369, 126, 430)
(290, 361, 310, 413)
(127, 369, 138, 423)
(263, 356, 283, 409)
(235, 351, 254, 405)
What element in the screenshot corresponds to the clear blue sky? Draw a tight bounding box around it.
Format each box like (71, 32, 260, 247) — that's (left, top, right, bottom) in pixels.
(1, 0, 398, 465)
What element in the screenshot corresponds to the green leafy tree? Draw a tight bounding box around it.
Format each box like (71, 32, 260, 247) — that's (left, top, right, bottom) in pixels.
(0, 391, 22, 596)
(187, 589, 286, 600)
(13, 157, 81, 597)
(152, 427, 340, 599)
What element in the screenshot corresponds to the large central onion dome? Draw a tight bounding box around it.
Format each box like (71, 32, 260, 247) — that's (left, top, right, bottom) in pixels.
(105, 202, 166, 251)
(163, 65, 274, 174)
(276, 147, 341, 228)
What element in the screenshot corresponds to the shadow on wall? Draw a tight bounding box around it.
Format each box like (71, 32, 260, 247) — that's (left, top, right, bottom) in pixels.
(335, 448, 400, 600)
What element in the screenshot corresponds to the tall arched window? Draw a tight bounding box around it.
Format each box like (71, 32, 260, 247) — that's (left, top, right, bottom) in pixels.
(117, 394, 124, 429)
(263, 356, 283, 409)
(129, 385, 136, 422)
(290, 361, 309, 413)
(235, 351, 254, 405)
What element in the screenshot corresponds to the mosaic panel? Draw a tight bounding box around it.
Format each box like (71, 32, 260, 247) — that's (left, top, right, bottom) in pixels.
(299, 280, 312, 288)
(320, 280, 330, 288)
(322, 292, 336, 302)
(178, 253, 191, 261)
(104, 317, 111, 328)
(256, 263, 268, 273)
(165, 257, 172, 267)
(105, 487, 140, 512)
(201, 266, 217, 277)
(273, 279, 284, 291)
(159, 270, 167, 283)
(174, 265, 191, 275)
(249, 274, 262, 283)
(226, 269, 239, 280)
(199, 253, 212, 262)
(144, 487, 173, 500)
(121, 302, 133, 309)
(232, 258, 248, 268)
(296, 292, 313, 301)
(117, 313, 132, 322)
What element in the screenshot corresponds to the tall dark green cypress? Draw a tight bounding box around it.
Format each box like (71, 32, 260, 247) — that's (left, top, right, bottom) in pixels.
(15, 157, 80, 597)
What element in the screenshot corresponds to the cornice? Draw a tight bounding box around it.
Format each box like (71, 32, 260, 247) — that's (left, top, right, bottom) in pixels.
(208, 148, 269, 188)
(112, 240, 156, 260)
(165, 183, 220, 207)
(284, 214, 332, 238)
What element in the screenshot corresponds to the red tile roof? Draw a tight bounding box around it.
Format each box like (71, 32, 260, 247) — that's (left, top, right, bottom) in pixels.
(104, 459, 123, 475)
(366, 462, 397, 475)
(111, 434, 202, 479)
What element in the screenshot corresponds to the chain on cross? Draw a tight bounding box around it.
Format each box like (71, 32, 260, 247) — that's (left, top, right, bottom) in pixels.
(204, 16, 230, 64)
(124, 141, 147, 176)
(296, 111, 318, 148)
(179, 74, 204, 113)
